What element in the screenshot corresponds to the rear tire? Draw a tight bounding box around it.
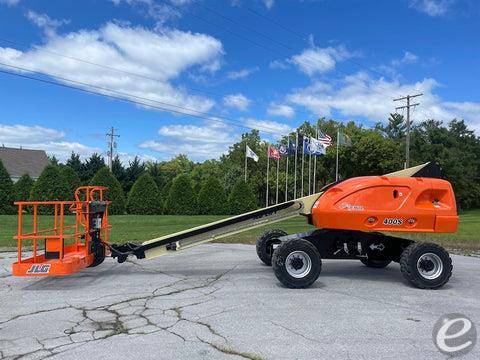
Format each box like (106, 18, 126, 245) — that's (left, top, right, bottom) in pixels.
(256, 229, 287, 266)
(272, 239, 321, 288)
(360, 258, 391, 268)
(400, 242, 452, 289)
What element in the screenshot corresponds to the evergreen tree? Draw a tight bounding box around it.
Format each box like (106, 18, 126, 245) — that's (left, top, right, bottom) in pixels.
(30, 165, 70, 214)
(90, 167, 126, 214)
(126, 172, 162, 214)
(197, 176, 227, 215)
(0, 160, 15, 214)
(13, 173, 34, 202)
(227, 180, 257, 215)
(66, 152, 83, 178)
(165, 174, 197, 215)
(59, 165, 81, 199)
(124, 156, 146, 193)
(112, 155, 126, 188)
(159, 180, 172, 214)
(82, 153, 105, 182)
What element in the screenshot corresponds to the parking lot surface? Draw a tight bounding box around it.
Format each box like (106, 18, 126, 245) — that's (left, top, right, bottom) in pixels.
(1, 244, 479, 359)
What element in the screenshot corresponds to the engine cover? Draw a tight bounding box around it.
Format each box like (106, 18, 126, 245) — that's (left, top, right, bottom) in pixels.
(311, 176, 458, 233)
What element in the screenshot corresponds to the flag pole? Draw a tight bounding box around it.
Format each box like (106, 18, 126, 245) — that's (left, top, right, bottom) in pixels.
(266, 145, 270, 206)
(276, 157, 280, 204)
(335, 129, 340, 182)
(294, 132, 298, 199)
(313, 125, 318, 193)
(244, 144, 248, 182)
(308, 140, 312, 195)
(301, 137, 305, 197)
(285, 137, 289, 202)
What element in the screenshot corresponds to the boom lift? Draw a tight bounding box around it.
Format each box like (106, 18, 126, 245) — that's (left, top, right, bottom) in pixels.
(12, 162, 458, 289)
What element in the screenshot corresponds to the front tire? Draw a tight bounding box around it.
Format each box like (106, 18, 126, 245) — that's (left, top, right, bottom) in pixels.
(256, 229, 287, 266)
(400, 242, 452, 289)
(272, 239, 321, 288)
(360, 258, 391, 268)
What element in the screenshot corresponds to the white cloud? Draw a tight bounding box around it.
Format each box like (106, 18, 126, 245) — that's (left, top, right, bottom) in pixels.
(140, 120, 236, 160)
(25, 11, 70, 37)
(263, 0, 274, 9)
(243, 118, 292, 137)
(227, 66, 259, 80)
(290, 45, 353, 76)
(267, 103, 295, 118)
(409, 0, 453, 17)
(286, 72, 480, 132)
(223, 93, 250, 111)
(0, 0, 20, 6)
(158, 123, 233, 144)
(0, 124, 100, 160)
(0, 22, 223, 116)
(391, 51, 418, 67)
(269, 59, 290, 70)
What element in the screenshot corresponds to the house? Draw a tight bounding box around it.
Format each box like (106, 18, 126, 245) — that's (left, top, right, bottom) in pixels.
(0, 146, 51, 182)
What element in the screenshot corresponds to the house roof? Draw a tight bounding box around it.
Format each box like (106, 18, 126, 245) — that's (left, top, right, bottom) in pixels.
(0, 147, 51, 179)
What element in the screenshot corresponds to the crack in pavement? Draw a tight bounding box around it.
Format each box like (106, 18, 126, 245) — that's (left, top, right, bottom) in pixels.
(1, 264, 260, 360)
(196, 336, 264, 360)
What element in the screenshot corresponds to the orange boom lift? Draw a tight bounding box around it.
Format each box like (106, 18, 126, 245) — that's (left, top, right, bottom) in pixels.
(12, 162, 459, 289)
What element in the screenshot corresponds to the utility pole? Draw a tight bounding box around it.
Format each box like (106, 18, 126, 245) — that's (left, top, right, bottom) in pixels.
(106, 127, 120, 171)
(393, 93, 422, 168)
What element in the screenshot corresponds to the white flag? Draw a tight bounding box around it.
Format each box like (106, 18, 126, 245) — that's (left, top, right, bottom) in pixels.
(246, 145, 259, 162)
(309, 137, 326, 155)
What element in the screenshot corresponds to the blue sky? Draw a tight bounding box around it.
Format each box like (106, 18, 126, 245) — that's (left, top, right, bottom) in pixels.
(0, 0, 479, 162)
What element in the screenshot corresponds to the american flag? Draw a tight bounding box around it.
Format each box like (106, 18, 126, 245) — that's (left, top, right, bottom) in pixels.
(317, 129, 332, 147)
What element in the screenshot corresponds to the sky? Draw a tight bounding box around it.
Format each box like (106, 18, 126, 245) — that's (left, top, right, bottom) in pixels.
(0, 0, 479, 163)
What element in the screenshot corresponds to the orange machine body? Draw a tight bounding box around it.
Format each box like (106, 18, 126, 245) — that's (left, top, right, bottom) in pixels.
(312, 176, 458, 233)
(12, 186, 110, 277)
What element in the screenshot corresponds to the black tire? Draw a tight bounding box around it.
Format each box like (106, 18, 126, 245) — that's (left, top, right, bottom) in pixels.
(272, 239, 322, 288)
(360, 258, 391, 268)
(400, 242, 452, 289)
(256, 229, 287, 266)
(88, 241, 106, 268)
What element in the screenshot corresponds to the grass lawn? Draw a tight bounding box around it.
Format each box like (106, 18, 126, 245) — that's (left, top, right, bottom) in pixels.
(0, 210, 478, 250)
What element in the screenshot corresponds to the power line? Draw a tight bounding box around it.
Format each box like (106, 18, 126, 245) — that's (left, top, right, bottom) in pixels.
(0, 37, 316, 119)
(186, 1, 455, 123)
(0, 63, 285, 136)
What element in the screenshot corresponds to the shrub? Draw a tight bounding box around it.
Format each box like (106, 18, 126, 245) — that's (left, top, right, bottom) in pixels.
(0, 160, 14, 214)
(228, 180, 257, 215)
(165, 174, 197, 215)
(59, 165, 81, 199)
(127, 172, 162, 214)
(90, 167, 126, 215)
(13, 173, 34, 202)
(30, 165, 70, 214)
(197, 176, 227, 215)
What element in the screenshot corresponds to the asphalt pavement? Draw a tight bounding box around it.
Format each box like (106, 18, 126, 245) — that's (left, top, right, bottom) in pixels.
(1, 244, 479, 359)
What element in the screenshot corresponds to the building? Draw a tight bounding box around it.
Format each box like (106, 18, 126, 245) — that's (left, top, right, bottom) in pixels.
(0, 146, 51, 182)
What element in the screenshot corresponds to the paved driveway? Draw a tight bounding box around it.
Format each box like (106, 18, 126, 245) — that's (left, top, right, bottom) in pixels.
(1, 244, 479, 359)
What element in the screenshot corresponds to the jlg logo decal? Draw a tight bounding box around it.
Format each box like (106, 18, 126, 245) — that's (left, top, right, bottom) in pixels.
(383, 218, 404, 226)
(26, 264, 51, 274)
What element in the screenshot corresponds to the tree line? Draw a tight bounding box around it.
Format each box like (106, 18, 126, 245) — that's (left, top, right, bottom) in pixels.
(0, 115, 478, 215)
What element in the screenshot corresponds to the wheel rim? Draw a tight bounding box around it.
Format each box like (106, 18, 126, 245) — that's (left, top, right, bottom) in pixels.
(417, 253, 443, 280)
(285, 251, 312, 278)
